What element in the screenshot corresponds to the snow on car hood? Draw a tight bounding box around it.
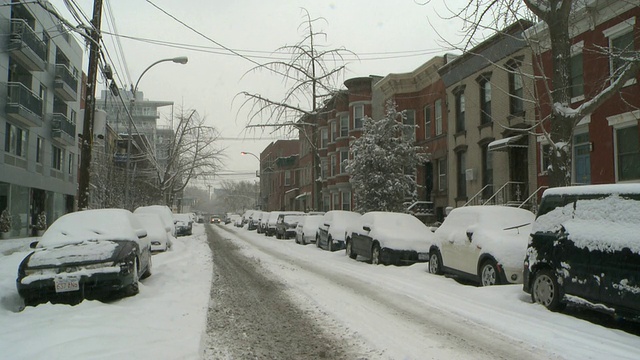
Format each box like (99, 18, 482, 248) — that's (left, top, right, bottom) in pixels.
(363, 212, 435, 252)
(533, 194, 640, 254)
(27, 240, 120, 267)
(39, 209, 140, 248)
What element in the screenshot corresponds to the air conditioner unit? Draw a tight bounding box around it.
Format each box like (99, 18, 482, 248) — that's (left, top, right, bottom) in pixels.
(465, 168, 475, 181)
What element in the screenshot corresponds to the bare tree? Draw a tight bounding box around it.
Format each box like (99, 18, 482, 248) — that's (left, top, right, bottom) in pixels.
(238, 8, 354, 209)
(213, 180, 259, 214)
(427, 0, 640, 186)
(150, 108, 225, 207)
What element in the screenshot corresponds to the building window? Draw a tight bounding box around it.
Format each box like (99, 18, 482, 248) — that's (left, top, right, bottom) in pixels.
(52, 145, 63, 171)
(330, 154, 336, 177)
(479, 78, 492, 124)
(320, 128, 328, 149)
(4, 122, 28, 157)
(616, 125, 640, 181)
(323, 195, 330, 212)
(569, 53, 584, 99)
(333, 193, 340, 210)
(354, 105, 364, 129)
(455, 91, 465, 133)
(340, 114, 349, 137)
(321, 159, 328, 179)
(508, 60, 524, 115)
(456, 151, 466, 198)
(403, 109, 416, 141)
(424, 106, 431, 139)
(70, 109, 77, 124)
(36, 137, 43, 163)
(341, 191, 351, 211)
(610, 29, 635, 76)
(438, 158, 446, 191)
(573, 132, 591, 184)
(540, 143, 552, 175)
(340, 150, 348, 174)
(285, 170, 291, 186)
(68, 152, 74, 174)
(435, 99, 442, 136)
(330, 121, 337, 142)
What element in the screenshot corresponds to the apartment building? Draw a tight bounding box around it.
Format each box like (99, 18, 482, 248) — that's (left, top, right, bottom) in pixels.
(260, 139, 299, 211)
(529, 0, 640, 186)
(374, 56, 449, 221)
(0, 1, 82, 236)
(438, 20, 539, 209)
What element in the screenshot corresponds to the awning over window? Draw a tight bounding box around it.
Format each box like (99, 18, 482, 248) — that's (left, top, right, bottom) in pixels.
(295, 192, 310, 200)
(488, 135, 527, 152)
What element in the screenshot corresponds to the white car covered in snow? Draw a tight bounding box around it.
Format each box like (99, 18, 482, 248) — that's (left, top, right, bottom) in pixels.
(295, 215, 324, 245)
(135, 212, 174, 252)
(428, 206, 534, 286)
(345, 211, 435, 265)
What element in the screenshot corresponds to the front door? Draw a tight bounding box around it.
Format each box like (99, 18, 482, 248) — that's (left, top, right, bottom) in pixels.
(509, 145, 528, 203)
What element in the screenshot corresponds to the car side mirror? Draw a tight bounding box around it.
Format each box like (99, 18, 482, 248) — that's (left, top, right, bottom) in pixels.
(466, 231, 473, 242)
(324, 223, 329, 227)
(363, 225, 371, 232)
(165, 226, 172, 232)
(29, 241, 39, 249)
(136, 229, 148, 239)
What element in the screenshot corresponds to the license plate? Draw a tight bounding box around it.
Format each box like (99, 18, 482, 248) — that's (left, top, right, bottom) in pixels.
(418, 253, 429, 261)
(54, 277, 80, 293)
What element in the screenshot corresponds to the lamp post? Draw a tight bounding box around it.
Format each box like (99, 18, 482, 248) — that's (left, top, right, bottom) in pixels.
(241, 151, 261, 209)
(125, 56, 188, 210)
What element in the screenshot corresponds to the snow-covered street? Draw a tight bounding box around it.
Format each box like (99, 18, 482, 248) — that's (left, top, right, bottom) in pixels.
(1, 222, 640, 359)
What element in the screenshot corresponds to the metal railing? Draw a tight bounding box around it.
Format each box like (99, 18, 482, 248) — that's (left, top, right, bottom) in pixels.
(464, 184, 493, 206)
(482, 181, 527, 206)
(7, 82, 43, 116)
(52, 113, 76, 138)
(518, 186, 548, 213)
(55, 64, 79, 92)
(10, 19, 47, 61)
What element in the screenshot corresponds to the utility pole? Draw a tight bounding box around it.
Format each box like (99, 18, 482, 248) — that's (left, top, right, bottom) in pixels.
(77, 0, 103, 210)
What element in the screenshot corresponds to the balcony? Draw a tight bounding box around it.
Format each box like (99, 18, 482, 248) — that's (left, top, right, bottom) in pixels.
(52, 113, 76, 146)
(6, 82, 43, 128)
(8, 19, 47, 72)
(54, 64, 78, 101)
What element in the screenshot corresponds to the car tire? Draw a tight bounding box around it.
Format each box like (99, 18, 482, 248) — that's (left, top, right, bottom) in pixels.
(141, 255, 152, 279)
(316, 235, 320, 248)
(301, 234, 305, 245)
(428, 250, 443, 275)
(346, 240, 357, 259)
(327, 238, 333, 252)
(371, 243, 382, 265)
(531, 269, 565, 311)
(124, 259, 140, 297)
(479, 259, 500, 286)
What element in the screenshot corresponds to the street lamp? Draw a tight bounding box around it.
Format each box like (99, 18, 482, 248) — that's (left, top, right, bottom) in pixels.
(124, 56, 188, 209)
(241, 151, 261, 209)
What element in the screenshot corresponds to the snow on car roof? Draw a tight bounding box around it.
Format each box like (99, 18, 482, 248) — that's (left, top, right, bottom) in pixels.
(533, 194, 640, 254)
(39, 209, 141, 248)
(542, 183, 640, 197)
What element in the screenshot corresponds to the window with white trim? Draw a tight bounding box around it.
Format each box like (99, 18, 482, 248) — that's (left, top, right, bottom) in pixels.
(438, 158, 446, 191)
(330, 154, 336, 177)
(340, 150, 348, 174)
(616, 125, 640, 181)
(424, 105, 431, 139)
(320, 128, 328, 149)
(333, 193, 340, 210)
(4, 122, 28, 158)
(285, 170, 291, 186)
(354, 105, 364, 129)
(604, 18, 636, 80)
(340, 114, 349, 137)
(330, 121, 337, 142)
(341, 191, 351, 211)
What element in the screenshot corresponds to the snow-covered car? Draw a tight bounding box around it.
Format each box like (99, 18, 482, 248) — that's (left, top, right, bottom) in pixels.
(248, 210, 263, 231)
(16, 209, 153, 306)
(256, 211, 270, 234)
(429, 206, 534, 286)
(316, 210, 361, 251)
(264, 211, 283, 236)
(523, 184, 640, 321)
(134, 212, 173, 252)
(241, 210, 255, 227)
(346, 212, 435, 265)
(275, 213, 305, 239)
(134, 205, 176, 238)
(295, 215, 324, 245)
(173, 213, 193, 236)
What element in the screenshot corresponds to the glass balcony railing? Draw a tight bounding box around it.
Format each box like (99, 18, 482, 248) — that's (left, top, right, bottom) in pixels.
(10, 19, 47, 62)
(55, 64, 79, 93)
(52, 113, 76, 139)
(7, 82, 43, 117)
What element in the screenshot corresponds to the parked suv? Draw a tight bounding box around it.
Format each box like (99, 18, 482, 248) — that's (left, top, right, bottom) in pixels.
(523, 184, 640, 321)
(275, 212, 305, 239)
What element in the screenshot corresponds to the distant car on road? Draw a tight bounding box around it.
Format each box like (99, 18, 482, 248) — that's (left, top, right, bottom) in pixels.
(210, 215, 221, 224)
(346, 211, 435, 265)
(428, 206, 534, 286)
(16, 209, 152, 306)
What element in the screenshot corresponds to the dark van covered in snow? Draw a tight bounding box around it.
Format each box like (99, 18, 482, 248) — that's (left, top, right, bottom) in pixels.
(523, 184, 640, 321)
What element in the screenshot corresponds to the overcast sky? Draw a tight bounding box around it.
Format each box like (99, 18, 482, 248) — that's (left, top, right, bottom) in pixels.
(48, 0, 469, 188)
